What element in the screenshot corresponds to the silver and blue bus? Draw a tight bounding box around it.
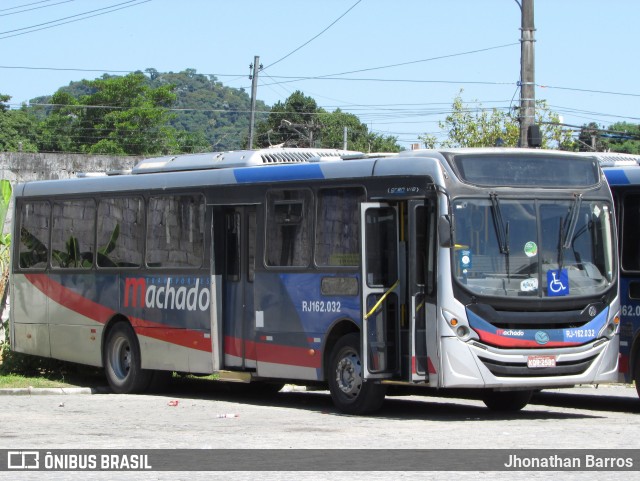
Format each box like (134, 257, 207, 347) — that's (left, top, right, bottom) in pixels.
(10, 147, 620, 414)
(597, 152, 640, 398)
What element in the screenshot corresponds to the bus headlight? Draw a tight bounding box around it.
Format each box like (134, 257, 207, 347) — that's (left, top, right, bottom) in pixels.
(456, 325, 470, 338)
(442, 309, 476, 341)
(599, 313, 620, 340)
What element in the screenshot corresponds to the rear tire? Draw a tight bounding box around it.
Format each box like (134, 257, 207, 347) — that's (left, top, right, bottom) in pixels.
(104, 322, 152, 394)
(327, 333, 386, 415)
(482, 390, 532, 411)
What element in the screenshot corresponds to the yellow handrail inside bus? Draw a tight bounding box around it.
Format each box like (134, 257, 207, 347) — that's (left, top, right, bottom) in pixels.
(364, 279, 400, 320)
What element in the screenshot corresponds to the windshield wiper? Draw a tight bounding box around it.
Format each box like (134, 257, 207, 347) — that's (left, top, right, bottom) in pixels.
(558, 193, 583, 268)
(490, 193, 510, 279)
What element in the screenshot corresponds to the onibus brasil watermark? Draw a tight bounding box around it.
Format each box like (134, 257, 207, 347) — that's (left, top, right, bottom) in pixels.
(2, 449, 639, 472)
(6, 451, 151, 471)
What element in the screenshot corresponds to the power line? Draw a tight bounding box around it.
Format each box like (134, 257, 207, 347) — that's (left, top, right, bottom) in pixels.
(258, 76, 515, 87)
(0, 64, 243, 77)
(305, 43, 520, 78)
(0, 0, 76, 17)
(246, 43, 520, 90)
(262, 0, 362, 71)
(539, 84, 640, 98)
(0, 0, 143, 35)
(0, 0, 56, 13)
(2, 64, 637, 100)
(0, 0, 151, 39)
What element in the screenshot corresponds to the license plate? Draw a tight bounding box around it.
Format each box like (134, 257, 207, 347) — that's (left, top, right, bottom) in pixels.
(527, 355, 556, 368)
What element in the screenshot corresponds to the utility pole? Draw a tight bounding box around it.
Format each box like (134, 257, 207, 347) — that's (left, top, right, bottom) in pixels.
(247, 55, 260, 149)
(519, 0, 536, 147)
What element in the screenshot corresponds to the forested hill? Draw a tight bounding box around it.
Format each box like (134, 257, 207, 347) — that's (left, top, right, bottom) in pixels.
(30, 68, 269, 152)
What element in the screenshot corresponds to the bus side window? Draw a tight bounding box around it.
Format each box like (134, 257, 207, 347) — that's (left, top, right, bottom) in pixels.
(97, 197, 144, 268)
(51, 199, 95, 269)
(18, 201, 51, 269)
(315, 188, 363, 267)
(146, 194, 205, 268)
(621, 194, 640, 272)
(265, 189, 312, 268)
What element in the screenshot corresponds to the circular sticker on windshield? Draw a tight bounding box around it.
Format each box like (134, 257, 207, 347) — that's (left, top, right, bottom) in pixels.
(524, 241, 537, 258)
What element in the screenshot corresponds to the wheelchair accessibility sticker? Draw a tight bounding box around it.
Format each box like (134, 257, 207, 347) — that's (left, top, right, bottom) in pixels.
(547, 269, 569, 297)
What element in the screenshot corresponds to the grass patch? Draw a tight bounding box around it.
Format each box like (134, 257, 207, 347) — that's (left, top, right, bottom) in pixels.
(0, 373, 79, 389)
(0, 348, 107, 390)
(0, 368, 107, 389)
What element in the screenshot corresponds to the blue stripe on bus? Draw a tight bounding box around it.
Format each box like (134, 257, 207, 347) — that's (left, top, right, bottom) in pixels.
(233, 164, 325, 183)
(603, 169, 630, 185)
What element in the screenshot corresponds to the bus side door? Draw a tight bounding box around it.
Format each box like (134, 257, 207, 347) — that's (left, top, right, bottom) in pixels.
(360, 203, 399, 379)
(408, 199, 432, 382)
(219, 206, 257, 370)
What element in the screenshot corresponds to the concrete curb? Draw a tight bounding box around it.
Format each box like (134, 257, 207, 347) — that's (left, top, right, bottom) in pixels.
(0, 386, 109, 395)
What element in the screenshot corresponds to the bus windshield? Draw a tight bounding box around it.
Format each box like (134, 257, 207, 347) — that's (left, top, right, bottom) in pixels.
(452, 197, 615, 298)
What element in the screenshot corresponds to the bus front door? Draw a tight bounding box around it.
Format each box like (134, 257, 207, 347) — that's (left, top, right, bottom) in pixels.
(407, 200, 432, 382)
(360, 203, 399, 379)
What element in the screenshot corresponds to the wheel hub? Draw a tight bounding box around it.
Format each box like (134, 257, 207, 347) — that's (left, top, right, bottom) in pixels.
(335, 352, 363, 398)
(111, 337, 131, 380)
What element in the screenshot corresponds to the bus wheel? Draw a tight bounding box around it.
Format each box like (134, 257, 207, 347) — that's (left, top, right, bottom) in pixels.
(104, 322, 151, 394)
(482, 390, 533, 411)
(327, 333, 386, 415)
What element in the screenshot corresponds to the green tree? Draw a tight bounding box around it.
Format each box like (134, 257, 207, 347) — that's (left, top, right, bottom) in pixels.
(255, 91, 401, 151)
(82, 73, 177, 155)
(37, 91, 81, 152)
(145, 69, 266, 151)
(602, 122, 640, 154)
(38, 73, 180, 155)
(255, 91, 320, 147)
(419, 91, 573, 150)
(575, 122, 605, 152)
(0, 94, 39, 152)
(317, 109, 400, 152)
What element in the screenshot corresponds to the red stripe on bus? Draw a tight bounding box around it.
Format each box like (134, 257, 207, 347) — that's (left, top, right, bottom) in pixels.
(26, 273, 115, 323)
(256, 342, 322, 369)
(223, 336, 258, 361)
(224, 335, 320, 369)
(135, 325, 212, 352)
(427, 357, 437, 374)
(24, 274, 212, 352)
(619, 354, 629, 374)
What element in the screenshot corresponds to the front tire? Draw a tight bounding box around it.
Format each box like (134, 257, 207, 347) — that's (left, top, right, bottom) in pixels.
(104, 322, 152, 394)
(482, 390, 532, 411)
(327, 333, 386, 415)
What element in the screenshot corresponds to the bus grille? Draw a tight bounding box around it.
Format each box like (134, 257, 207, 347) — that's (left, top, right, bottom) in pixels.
(478, 355, 598, 378)
(260, 152, 313, 164)
(259, 150, 343, 164)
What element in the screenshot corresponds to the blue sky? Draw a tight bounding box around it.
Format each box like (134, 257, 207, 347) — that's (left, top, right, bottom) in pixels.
(1, 0, 638, 149)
